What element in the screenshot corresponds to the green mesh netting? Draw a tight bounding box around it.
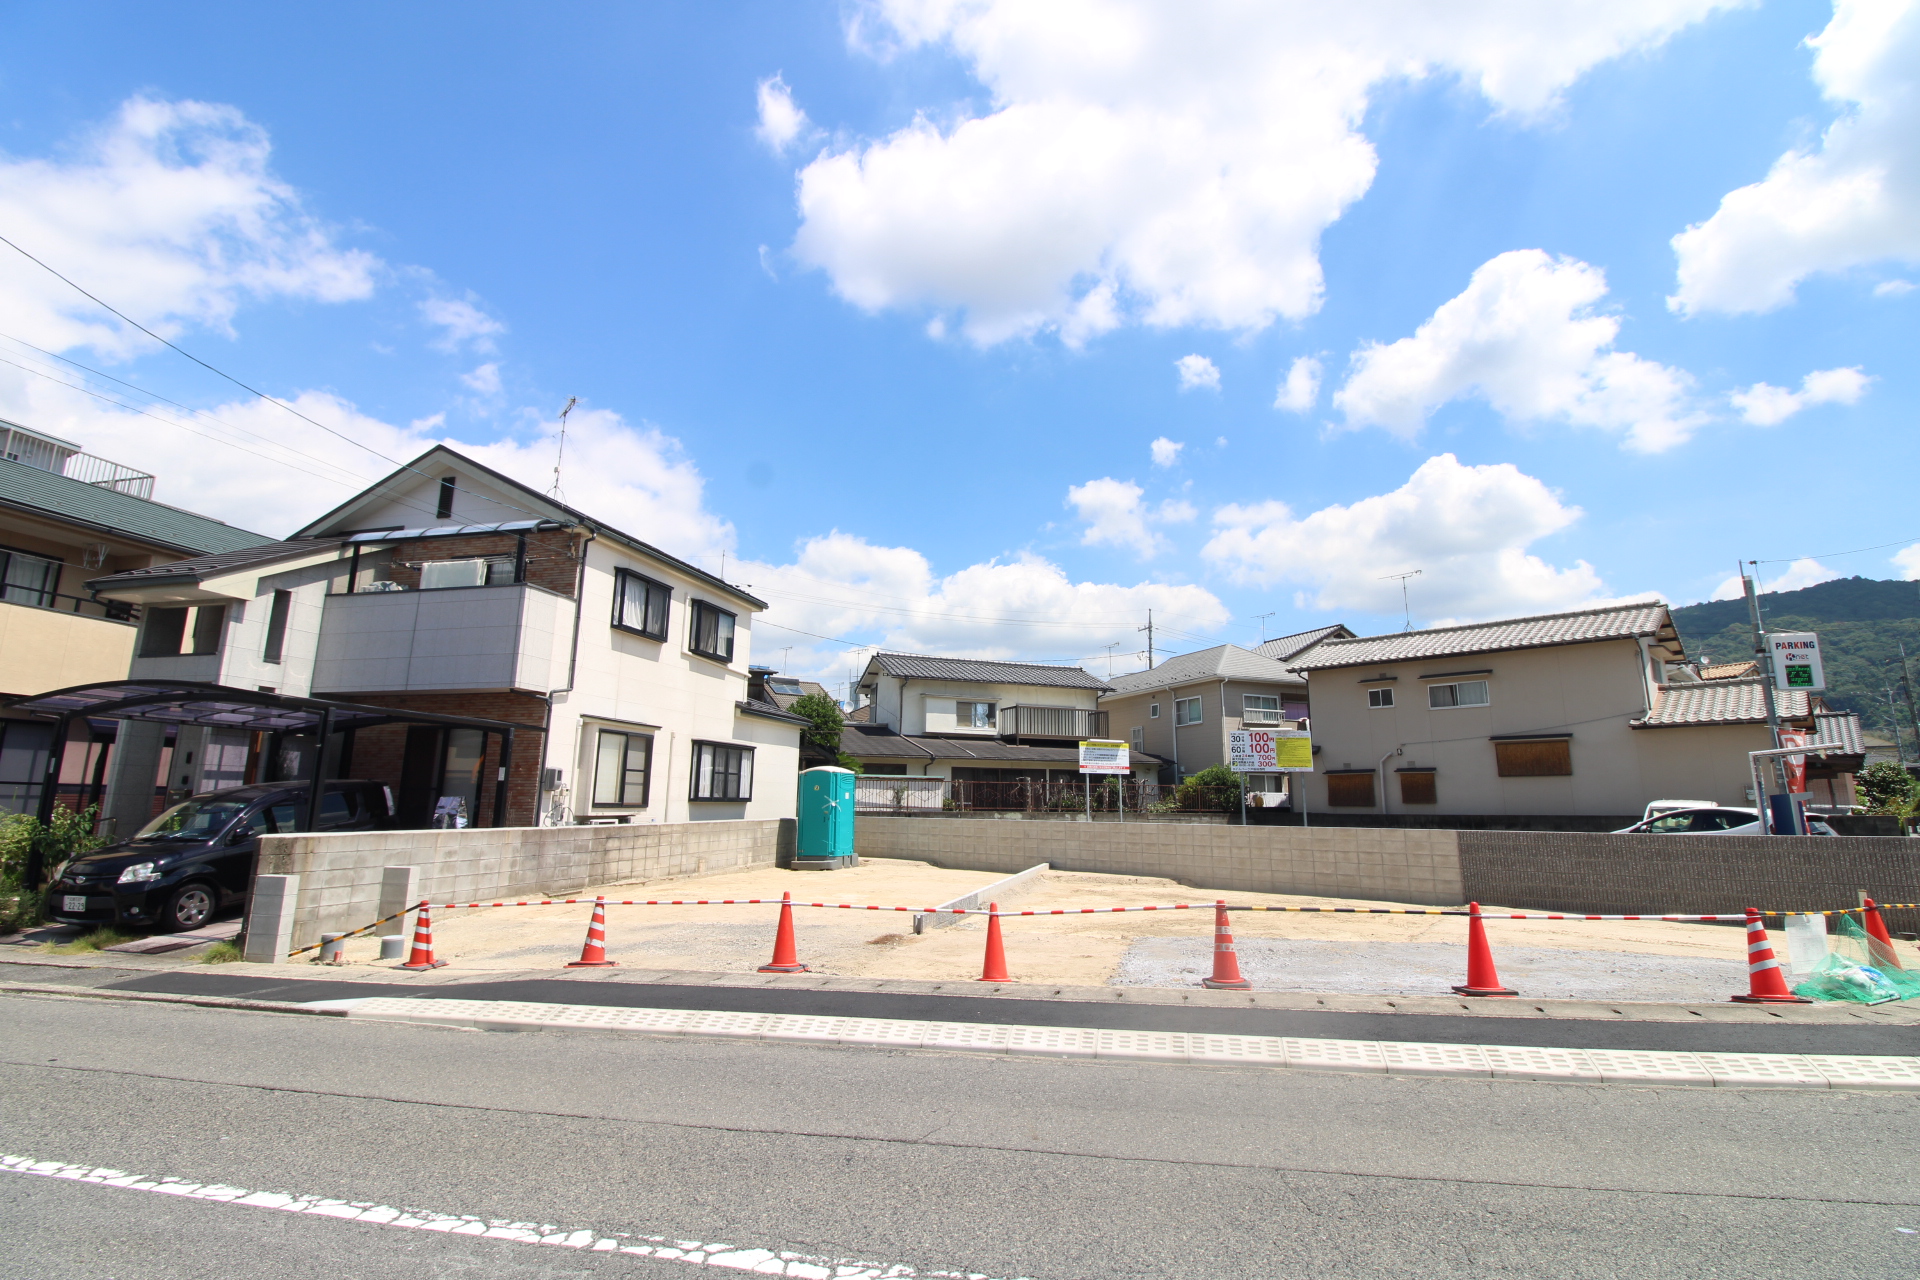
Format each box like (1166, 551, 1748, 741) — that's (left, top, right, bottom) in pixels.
(1791, 915, 1920, 1004)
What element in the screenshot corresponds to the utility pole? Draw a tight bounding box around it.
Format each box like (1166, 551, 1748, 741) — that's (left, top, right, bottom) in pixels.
(1742, 561, 1786, 828)
(1897, 640, 1920, 753)
(1253, 611, 1275, 644)
(1138, 610, 1155, 670)
(1884, 686, 1906, 762)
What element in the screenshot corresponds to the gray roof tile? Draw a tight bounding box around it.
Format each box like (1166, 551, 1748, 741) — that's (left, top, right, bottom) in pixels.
(867, 652, 1109, 691)
(1103, 644, 1301, 696)
(1253, 624, 1354, 662)
(1288, 603, 1675, 672)
(1630, 678, 1814, 728)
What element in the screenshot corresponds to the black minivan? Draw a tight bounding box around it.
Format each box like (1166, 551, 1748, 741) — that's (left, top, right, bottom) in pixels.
(43, 780, 393, 932)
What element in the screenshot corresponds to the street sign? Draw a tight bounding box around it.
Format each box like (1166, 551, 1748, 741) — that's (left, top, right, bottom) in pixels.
(1769, 631, 1825, 692)
(1228, 728, 1313, 773)
(1078, 739, 1131, 774)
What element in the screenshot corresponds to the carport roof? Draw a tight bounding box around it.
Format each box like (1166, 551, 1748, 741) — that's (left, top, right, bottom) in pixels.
(4, 680, 525, 735)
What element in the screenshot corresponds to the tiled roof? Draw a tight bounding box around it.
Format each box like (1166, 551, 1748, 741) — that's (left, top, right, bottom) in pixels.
(1630, 678, 1813, 728)
(844, 704, 872, 723)
(1103, 644, 1301, 697)
(1813, 711, 1866, 755)
(766, 679, 830, 711)
(1253, 624, 1354, 662)
(1699, 660, 1760, 680)
(1288, 603, 1676, 672)
(736, 698, 809, 726)
(0, 456, 274, 555)
(840, 725, 1165, 765)
(87, 539, 336, 589)
(866, 652, 1109, 691)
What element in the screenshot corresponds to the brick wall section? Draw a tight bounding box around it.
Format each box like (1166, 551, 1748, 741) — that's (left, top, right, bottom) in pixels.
(337, 690, 548, 827)
(382, 529, 580, 596)
(259, 818, 797, 951)
(1457, 832, 1920, 933)
(855, 815, 1465, 905)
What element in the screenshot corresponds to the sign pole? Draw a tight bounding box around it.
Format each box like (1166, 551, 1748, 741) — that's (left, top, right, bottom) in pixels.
(1742, 564, 1785, 831)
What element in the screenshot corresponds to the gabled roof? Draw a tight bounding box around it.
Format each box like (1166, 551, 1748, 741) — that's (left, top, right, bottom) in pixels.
(1629, 678, 1813, 728)
(1287, 602, 1678, 673)
(0, 456, 273, 556)
(1253, 624, 1355, 662)
(863, 652, 1109, 691)
(1103, 644, 1302, 697)
(292, 445, 765, 609)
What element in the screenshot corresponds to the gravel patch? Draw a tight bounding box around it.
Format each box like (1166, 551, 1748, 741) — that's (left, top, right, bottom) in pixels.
(1112, 936, 1750, 1003)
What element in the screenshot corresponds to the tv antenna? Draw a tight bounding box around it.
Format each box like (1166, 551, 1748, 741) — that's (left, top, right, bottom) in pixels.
(1253, 611, 1275, 643)
(548, 396, 578, 501)
(1103, 641, 1121, 677)
(1379, 569, 1421, 631)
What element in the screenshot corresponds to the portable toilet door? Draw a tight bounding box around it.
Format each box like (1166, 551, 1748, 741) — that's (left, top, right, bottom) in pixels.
(796, 766, 857, 869)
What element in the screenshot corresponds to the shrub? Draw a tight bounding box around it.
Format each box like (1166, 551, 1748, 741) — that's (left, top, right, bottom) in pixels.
(1856, 761, 1917, 815)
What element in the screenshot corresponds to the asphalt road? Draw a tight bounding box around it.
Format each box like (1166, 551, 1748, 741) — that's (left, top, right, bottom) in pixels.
(95, 969, 1920, 1054)
(3, 992, 1918, 1279)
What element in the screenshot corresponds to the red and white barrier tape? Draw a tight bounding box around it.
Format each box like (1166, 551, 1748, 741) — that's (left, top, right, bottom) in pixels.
(422, 898, 1917, 918)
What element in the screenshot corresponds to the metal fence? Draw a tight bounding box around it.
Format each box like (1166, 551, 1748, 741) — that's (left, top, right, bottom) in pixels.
(853, 776, 946, 813)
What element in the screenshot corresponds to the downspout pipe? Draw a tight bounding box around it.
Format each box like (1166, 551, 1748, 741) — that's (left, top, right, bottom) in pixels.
(537, 525, 596, 825)
(1377, 745, 1402, 816)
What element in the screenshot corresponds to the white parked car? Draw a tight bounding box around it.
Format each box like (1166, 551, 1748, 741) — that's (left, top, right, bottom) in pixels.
(1640, 799, 1718, 822)
(1613, 806, 1835, 836)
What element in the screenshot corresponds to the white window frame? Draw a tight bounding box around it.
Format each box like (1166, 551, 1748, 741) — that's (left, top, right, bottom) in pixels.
(1427, 680, 1490, 710)
(1242, 694, 1282, 725)
(1149, 702, 1160, 718)
(1130, 726, 1144, 750)
(1174, 697, 1202, 726)
(691, 741, 754, 801)
(592, 729, 653, 808)
(1367, 687, 1395, 709)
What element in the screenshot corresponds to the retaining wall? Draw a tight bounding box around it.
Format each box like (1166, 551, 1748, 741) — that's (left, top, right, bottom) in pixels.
(855, 815, 1465, 905)
(254, 818, 795, 953)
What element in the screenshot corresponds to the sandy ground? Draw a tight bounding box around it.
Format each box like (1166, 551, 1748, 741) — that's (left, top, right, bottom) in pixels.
(307, 858, 1919, 998)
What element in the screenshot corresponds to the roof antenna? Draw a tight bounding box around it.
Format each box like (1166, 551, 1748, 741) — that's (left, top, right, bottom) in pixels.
(1253, 611, 1275, 644)
(1380, 569, 1422, 632)
(548, 396, 578, 501)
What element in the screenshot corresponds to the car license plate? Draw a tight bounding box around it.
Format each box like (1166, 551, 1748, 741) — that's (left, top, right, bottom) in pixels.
(63, 895, 87, 912)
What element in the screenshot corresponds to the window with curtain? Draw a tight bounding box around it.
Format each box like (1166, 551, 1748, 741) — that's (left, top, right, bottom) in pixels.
(1428, 680, 1490, 709)
(690, 601, 736, 662)
(593, 729, 653, 807)
(955, 700, 996, 729)
(0, 546, 59, 608)
(691, 741, 753, 800)
(612, 569, 670, 639)
(1242, 694, 1281, 725)
(1174, 697, 1201, 726)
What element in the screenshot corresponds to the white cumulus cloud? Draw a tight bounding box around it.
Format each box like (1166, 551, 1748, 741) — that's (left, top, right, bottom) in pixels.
(459, 362, 502, 395)
(1201, 453, 1633, 623)
(1333, 249, 1704, 452)
(1710, 557, 1842, 601)
(0, 95, 378, 361)
(790, 0, 1731, 345)
(755, 74, 812, 154)
(1149, 436, 1184, 467)
(420, 294, 506, 353)
(1274, 355, 1321, 412)
(1175, 354, 1220, 392)
(1728, 366, 1870, 425)
(1068, 477, 1161, 557)
(1894, 543, 1920, 580)
(1670, 0, 1920, 314)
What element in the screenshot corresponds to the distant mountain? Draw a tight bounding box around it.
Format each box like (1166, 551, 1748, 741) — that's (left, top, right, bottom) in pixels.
(1669, 577, 1920, 746)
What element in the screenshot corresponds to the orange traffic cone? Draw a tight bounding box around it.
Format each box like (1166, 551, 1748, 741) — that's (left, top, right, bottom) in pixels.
(757, 891, 809, 973)
(1731, 908, 1810, 1003)
(1861, 898, 1902, 971)
(977, 902, 1011, 982)
(1200, 900, 1251, 990)
(566, 896, 618, 968)
(1452, 902, 1516, 997)
(396, 901, 447, 971)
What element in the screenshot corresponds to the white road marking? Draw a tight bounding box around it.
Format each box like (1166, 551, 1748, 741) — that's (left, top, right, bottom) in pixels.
(1, 1152, 1025, 1279)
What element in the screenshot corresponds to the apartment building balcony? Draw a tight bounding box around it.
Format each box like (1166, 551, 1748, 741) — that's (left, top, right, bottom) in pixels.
(0, 423, 155, 499)
(0, 597, 140, 699)
(998, 704, 1107, 741)
(311, 582, 569, 694)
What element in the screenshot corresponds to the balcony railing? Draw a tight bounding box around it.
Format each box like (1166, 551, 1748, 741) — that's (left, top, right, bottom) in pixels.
(0, 425, 156, 499)
(998, 705, 1108, 740)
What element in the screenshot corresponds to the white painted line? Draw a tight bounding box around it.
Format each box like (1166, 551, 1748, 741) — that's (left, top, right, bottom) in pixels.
(0, 1152, 1027, 1279)
(338, 997, 1920, 1091)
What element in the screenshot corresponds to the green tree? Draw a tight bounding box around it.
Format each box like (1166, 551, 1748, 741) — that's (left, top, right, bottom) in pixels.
(1855, 761, 1916, 815)
(785, 692, 859, 771)
(1175, 764, 1245, 812)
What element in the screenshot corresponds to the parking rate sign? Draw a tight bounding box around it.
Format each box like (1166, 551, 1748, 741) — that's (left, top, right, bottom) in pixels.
(1769, 632, 1825, 692)
(1228, 728, 1313, 773)
(1078, 739, 1131, 775)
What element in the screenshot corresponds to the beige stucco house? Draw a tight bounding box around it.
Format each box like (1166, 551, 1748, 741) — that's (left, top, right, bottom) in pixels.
(1287, 603, 1834, 819)
(1099, 643, 1313, 791)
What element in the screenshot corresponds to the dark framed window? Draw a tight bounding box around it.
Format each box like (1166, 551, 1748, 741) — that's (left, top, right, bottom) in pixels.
(613, 569, 670, 639)
(690, 600, 736, 662)
(1494, 738, 1572, 777)
(691, 741, 753, 801)
(0, 545, 60, 608)
(262, 590, 292, 663)
(436, 474, 457, 520)
(1367, 687, 1394, 708)
(593, 729, 653, 807)
(861, 762, 907, 776)
(1326, 771, 1375, 807)
(1397, 769, 1437, 805)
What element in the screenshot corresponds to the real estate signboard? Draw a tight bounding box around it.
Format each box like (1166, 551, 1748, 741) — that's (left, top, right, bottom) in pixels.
(1078, 739, 1131, 775)
(1228, 728, 1313, 773)
(1769, 632, 1825, 692)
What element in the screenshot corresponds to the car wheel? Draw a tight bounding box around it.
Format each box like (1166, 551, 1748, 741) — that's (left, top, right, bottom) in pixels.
(159, 882, 219, 932)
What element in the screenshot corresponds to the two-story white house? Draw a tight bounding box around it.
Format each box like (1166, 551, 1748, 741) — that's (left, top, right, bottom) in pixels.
(83, 445, 803, 831)
(843, 652, 1163, 786)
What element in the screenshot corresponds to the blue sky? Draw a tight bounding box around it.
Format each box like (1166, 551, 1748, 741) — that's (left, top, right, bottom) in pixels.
(1, 0, 1915, 694)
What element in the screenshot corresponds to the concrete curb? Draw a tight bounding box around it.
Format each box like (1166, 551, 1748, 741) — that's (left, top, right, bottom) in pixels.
(0, 982, 344, 1018)
(913, 862, 1050, 933)
(339, 996, 1920, 1091)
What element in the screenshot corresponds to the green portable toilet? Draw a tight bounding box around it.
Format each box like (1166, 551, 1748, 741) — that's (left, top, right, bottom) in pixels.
(795, 766, 857, 869)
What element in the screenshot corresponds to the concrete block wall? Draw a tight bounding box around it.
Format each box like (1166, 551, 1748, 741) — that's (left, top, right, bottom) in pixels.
(856, 816, 1464, 905)
(257, 818, 795, 952)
